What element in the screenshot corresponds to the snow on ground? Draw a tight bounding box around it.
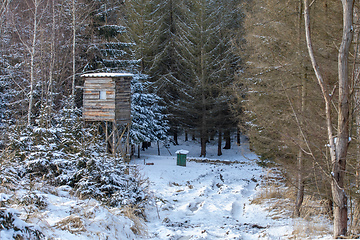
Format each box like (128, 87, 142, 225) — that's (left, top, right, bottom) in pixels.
(133, 136, 306, 240)
(1, 184, 137, 240)
(1, 135, 333, 240)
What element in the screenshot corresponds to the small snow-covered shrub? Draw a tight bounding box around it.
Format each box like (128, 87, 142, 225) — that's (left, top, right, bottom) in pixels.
(8, 106, 104, 178)
(5, 104, 150, 220)
(0, 208, 44, 240)
(71, 157, 149, 210)
(19, 193, 48, 211)
(8, 122, 150, 211)
(0, 149, 21, 189)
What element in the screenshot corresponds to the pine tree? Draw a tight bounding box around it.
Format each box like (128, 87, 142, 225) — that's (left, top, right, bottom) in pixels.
(130, 75, 169, 148)
(174, 0, 242, 157)
(142, 0, 189, 144)
(124, 0, 154, 73)
(125, 0, 244, 155)
(83, 0, 134, 73)
(124, 1, 171, 156)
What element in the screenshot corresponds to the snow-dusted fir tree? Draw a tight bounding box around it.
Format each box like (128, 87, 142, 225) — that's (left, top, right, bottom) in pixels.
(124, 0, 154, 74)
(144, 0, 188, 95)
(174, 0, 242, 157)
(83, 0, 135, 73)
(208, 0, 243, 151)
(125, 0, 190, 144)
(131, 74, 169, 156)
(83, 0, 169, 154)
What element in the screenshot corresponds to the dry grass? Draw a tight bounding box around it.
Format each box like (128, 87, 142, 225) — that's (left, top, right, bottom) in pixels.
(54, 215, 86, 233)
(292, 219, 330, 239)
(251, 169, 293, 205)
(349, 201, 360, 238)
(298, 196, 329, 220)
(251, 168, 332, 238)
(251, 184, 290, 204)
(120, 205, 148, 236)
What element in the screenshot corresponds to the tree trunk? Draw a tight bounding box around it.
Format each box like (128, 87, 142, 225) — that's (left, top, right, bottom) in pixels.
(357, 110, 360, 187)
(218, 130, 222, 156)
(138, 144, 140, 158)
(28, 0, 40, 126)
(200, 127, 207, 157)
(294, 0, 306, 218)
(173, 131, 178, 145)
(46, 0, 56, 128)
(332, 1, 353, 237)
(157, 141, 160, 155)
(223, 130, 231, 149)
(304, 0, 353, 237)
(294, 78, 307, 217)
(141, 142, 146, 151)
(354, 5, 360, 189)
(236, 128, 241, 146)
(71, 0, 76, 108)
(200, 136, 206, 157)
(294, 149, 305, 217)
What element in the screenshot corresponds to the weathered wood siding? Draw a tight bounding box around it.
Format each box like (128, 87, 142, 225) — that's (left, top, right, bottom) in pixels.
(83, 77, 115, 121)
(115, 76, 131, 124)
(82, 75, 131, 123)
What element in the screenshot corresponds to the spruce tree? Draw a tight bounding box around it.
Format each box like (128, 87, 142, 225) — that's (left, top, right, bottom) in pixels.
(143, 0, 188, 144)
(175, 0, 242, 156)
(83, 0, 133, 73)
(130, 75, 169, 152)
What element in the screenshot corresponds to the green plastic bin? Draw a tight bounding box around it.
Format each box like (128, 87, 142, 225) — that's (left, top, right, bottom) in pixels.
(175, 150, 189, 167)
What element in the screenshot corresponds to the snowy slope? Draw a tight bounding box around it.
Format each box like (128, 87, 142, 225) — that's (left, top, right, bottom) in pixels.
(0, 185, 138, 240)
(135, 136, 299, 239)
(0, 135, 333, 239)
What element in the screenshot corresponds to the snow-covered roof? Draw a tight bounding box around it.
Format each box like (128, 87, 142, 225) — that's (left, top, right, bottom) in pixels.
(81, 73, 133, 78)
(175, 150, 189, 155)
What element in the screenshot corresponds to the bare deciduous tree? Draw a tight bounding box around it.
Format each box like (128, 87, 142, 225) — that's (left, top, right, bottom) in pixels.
(304, 0, 354, 237)
(71, 0, 76, 108)
(27, 0, 42, 126)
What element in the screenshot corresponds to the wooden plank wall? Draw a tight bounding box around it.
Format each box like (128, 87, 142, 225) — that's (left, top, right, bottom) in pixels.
(83, 77, 116, 121)
(115, 77, 131, 123)
(83, 76, 132, 123)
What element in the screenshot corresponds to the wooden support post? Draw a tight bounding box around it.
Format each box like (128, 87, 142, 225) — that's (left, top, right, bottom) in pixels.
(105, 121, 109, 154)
(112, 121, 116, 158)
(126, 122, 130, 161)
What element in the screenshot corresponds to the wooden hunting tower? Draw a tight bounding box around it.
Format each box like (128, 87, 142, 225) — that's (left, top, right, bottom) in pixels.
(81, 73, 133, 160)
(81, 73, 132, 123)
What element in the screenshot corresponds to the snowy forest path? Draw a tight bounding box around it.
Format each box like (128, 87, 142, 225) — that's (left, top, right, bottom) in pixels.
(135, 139, 294, 239)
